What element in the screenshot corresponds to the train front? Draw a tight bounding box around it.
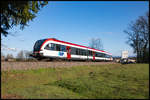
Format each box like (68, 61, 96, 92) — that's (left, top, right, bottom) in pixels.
(30, 39, 46, 59)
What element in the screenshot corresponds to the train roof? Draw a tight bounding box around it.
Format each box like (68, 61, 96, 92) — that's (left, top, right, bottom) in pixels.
(41, 38, 112, 55)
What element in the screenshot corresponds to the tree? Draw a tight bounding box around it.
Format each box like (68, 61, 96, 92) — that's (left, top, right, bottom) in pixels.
(1, 52, 5, 57)
(24, 50, 32, 59)
(124, 12, 149, 63)
(89, 38, 103, 50)
(1, 52, 5, 61)
(6, 53, 14, 59)
(1, 1, 48, 37)
(17, 50, 24, 60)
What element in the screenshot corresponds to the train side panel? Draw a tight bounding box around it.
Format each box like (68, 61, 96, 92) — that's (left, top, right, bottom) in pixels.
(33, 38, 113, 61)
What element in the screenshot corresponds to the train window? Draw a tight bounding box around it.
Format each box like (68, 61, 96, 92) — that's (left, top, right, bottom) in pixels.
(76, 48, 80, 55)
(105, 54, 108, 58)
(95, 52, 98, 57)
(78, 49, 80, 55)
(79, 49, 86, 56)
(48, 43, 51, 47)
(71, 47, 76, 54)
(82, 50, 85, 56)
(93, 52, 106, 57)
(82, 49, 84, 55)
(79, 49, 81, 55)
(97, 52, 103, 57)
(103, 54, 106, 57)
(86, 50, 88, 56)
(51, 43, 56, 50)
(101, 53, 104, 57)
(75, 48, 87, 56)
(88, 50, 92, 56)
(82, 49, 87, 56)
(56, 44, 61, 51)
(75, 49, 78, 55)
(96, 52, 98, 57)
(85, 50, 87, 56)
(98, 53, 103, 57)
(105, 54, 110, 58)
(88, 50, 89, 55)
(60, 45, 66, 52)
(79, 49, 83, 55)
(91, 51, 93, 56)
(44, 43, 56, 50)
(95, 52, 97, 57)
(100, 53, 103, 57)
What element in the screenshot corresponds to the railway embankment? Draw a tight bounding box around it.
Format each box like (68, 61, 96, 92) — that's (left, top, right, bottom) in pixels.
(1, 61, 116, 71)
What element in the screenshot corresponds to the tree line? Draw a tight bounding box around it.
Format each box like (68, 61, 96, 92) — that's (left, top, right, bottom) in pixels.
(1, 50, 36, 61)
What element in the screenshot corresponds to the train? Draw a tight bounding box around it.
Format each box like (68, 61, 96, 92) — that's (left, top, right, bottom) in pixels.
(30, 38, 113, 61)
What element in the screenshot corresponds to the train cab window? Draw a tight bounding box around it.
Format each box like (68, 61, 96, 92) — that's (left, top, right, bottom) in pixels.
(34, 39, 46, 51)
(60, 45, 66, 52)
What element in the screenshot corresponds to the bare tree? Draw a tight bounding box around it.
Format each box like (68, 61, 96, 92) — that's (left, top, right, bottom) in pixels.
(6, 54, 14, 59)
(1, 52, 5, 57)
(124, 12, 149, 63)
(1, 52, 5, 61)
(17, 50, 25, 60)
(24, 50, 32, 60)
(89, 38, 103, 50)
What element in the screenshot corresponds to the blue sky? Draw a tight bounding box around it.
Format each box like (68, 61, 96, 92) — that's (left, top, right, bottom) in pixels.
(1, 1, 149, 57)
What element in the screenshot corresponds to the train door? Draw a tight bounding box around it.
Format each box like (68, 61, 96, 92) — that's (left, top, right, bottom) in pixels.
(93, 51, 95, 61)
(66, 46, 71, 59)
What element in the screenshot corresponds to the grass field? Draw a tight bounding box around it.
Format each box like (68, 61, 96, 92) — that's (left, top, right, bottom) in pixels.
(1, 63, 149, 99)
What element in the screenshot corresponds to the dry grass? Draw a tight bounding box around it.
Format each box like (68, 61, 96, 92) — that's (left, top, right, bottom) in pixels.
(1, 61, 116, 71)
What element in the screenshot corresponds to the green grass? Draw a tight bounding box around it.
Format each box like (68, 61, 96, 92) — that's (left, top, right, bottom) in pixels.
(1, 63, 149, 99)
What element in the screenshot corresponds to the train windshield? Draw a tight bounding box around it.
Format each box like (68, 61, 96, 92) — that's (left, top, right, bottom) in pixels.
(34, 39, 46, 51)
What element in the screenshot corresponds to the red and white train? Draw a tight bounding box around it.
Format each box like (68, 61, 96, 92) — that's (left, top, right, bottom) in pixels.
(31, 38, 113, 61)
